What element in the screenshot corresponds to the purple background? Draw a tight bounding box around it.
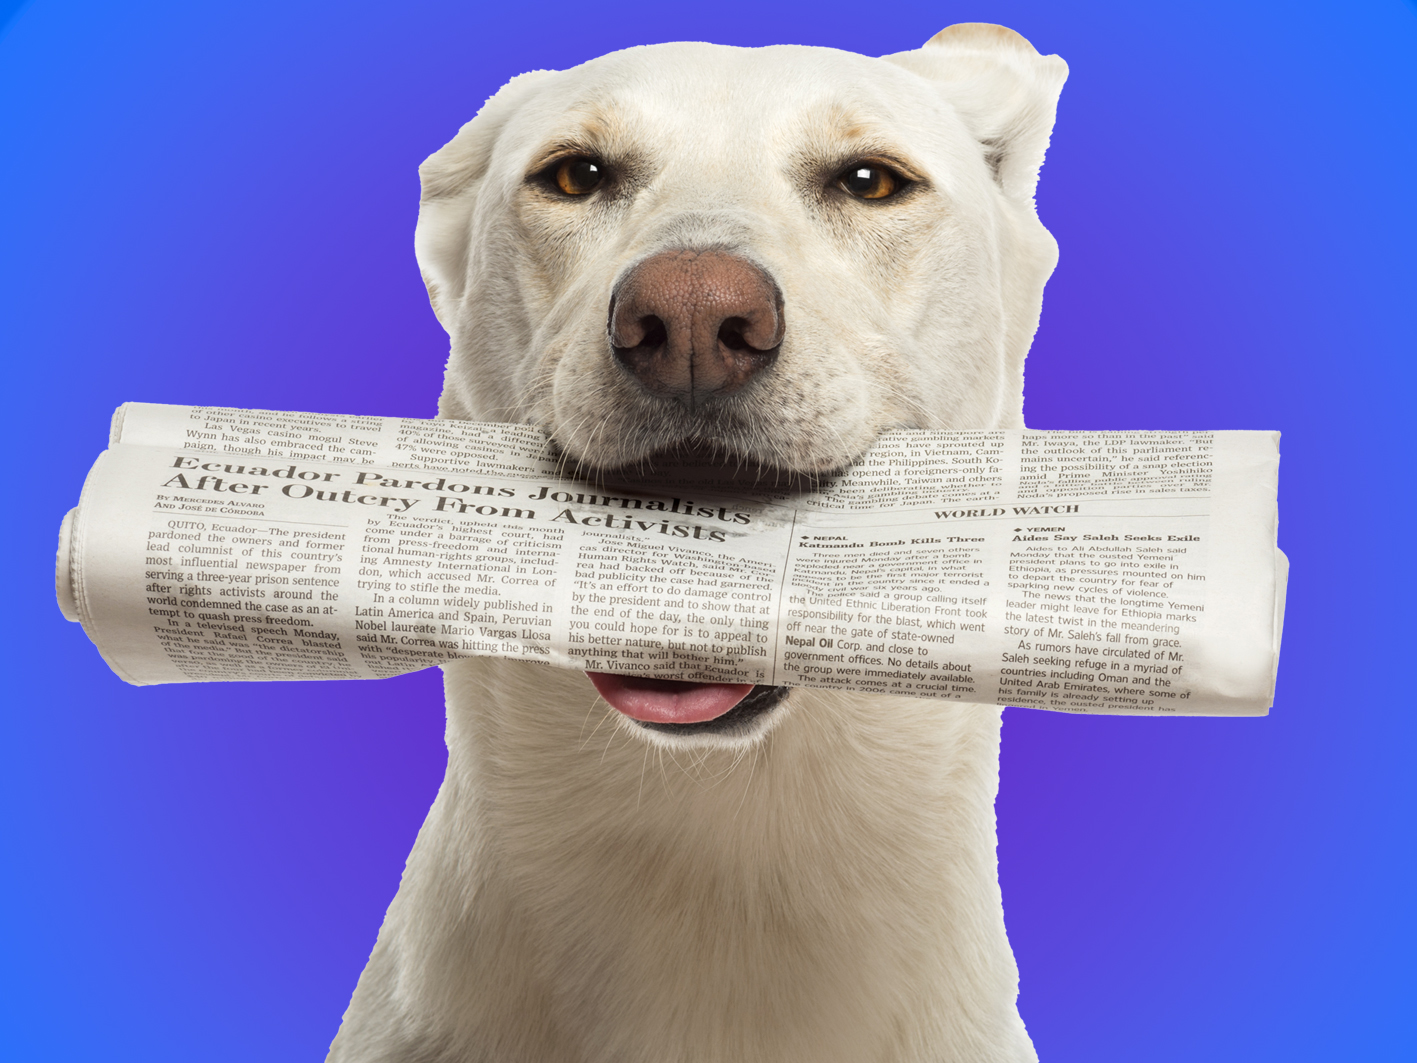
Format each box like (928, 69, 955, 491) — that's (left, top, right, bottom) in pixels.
(3, 1, 1414, 1059)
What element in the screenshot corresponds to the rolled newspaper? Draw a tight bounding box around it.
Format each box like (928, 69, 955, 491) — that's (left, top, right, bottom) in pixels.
(56, 403, 1287, 715)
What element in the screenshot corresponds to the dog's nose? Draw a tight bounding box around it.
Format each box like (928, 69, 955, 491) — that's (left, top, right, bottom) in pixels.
(608, 250, 784, 406)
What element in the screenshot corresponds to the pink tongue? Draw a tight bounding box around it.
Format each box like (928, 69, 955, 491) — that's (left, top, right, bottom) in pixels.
(588, 671, 754, 725)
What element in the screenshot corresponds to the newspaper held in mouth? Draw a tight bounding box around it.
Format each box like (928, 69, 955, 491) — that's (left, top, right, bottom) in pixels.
(55, 403, 1287, 716)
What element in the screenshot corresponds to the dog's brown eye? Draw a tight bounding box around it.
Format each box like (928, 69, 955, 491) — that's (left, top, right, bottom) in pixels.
(553, 157, 605, 196)
(838, 164, 900, 200)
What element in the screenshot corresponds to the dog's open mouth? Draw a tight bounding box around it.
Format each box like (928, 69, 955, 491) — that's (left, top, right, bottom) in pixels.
(588, 673, 790, 734)
(588, 672, 752, 724)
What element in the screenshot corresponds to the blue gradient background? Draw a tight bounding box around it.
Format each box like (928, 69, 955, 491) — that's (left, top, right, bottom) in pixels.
(3, 2, 1414, 1059)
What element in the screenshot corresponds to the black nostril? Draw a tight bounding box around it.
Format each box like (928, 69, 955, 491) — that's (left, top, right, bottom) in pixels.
(717, 318, 751, 351)
(637, 316, 667, 349)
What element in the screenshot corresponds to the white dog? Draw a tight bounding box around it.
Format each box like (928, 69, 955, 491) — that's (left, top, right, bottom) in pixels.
(328, 24, 1066, 1063)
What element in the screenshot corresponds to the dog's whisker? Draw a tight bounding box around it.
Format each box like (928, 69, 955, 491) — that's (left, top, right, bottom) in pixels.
(578, 695, 603, 743)
(636, 739, 652, 810)
(599, 720, 622, 767)
(664, 745, 691, 784)
(730, 744, 763, 822)
(579, 701, 618, 754)
(655, 745, 672, 794)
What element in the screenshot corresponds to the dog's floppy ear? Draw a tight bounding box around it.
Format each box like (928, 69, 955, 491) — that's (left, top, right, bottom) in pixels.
(415, 69, 557, 329)
(883, 24, 1066, 203)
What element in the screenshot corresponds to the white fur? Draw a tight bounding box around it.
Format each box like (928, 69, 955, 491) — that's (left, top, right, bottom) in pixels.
(329, 25, 1065, 1062)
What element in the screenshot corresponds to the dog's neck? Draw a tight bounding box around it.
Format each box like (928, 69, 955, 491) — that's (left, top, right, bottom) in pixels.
(341, 659, 1030, 1063)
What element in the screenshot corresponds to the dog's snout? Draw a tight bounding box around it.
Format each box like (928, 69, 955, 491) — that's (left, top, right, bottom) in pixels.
(609, 250, 784, 406)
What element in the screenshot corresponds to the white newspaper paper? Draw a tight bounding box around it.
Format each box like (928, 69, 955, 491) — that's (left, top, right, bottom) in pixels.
(56, 403, 1287, 715)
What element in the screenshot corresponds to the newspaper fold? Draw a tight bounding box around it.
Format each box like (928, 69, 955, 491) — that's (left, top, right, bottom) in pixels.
(57, 403, 1287, 715)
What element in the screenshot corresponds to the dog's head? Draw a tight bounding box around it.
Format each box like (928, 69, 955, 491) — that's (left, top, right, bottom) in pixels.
(419, 26, 1065, 744)
(418, 24, 1065, 473)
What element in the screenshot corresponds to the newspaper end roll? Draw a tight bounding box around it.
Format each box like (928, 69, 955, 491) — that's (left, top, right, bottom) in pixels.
(56, 508, 80, 622)
(108, 402, 131, 447)
(1270, 547, 1290, 701)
